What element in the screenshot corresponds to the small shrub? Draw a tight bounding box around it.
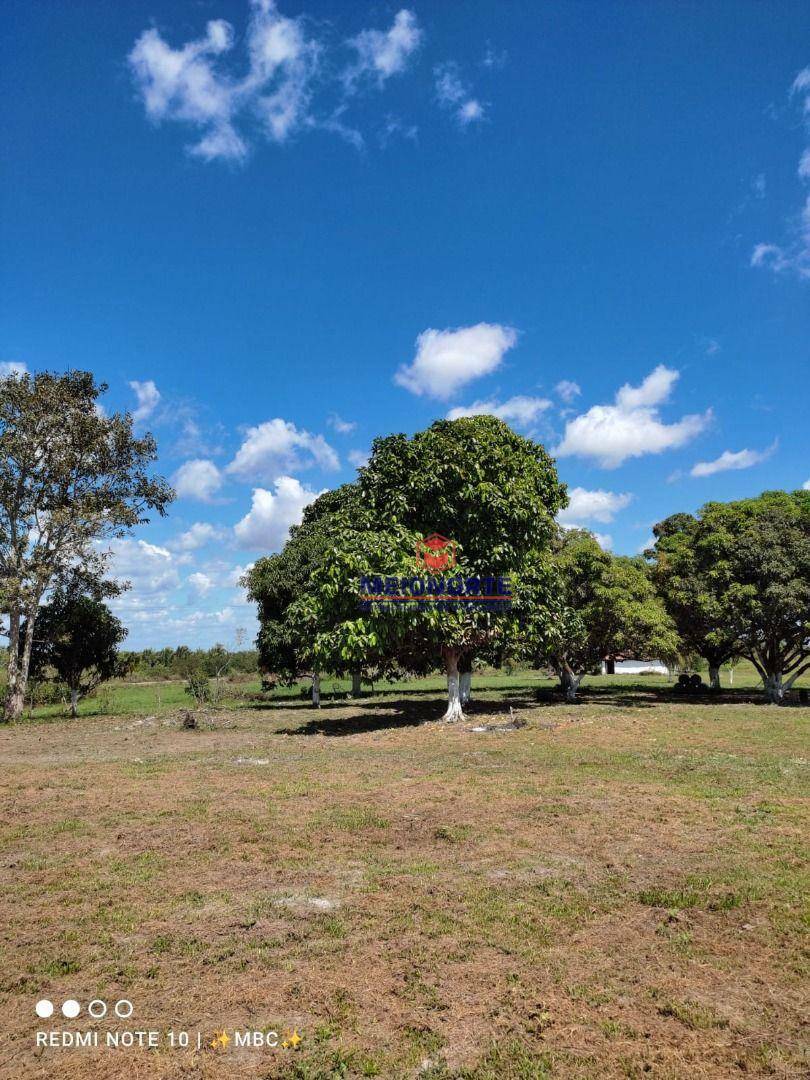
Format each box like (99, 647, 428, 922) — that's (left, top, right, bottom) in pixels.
(185, 673, 211, 705)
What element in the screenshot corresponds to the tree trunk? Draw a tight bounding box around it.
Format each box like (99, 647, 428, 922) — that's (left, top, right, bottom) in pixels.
(605, 658, 615, 675)
(460, 671, 472, 706)
(708, 666, 720, 691)
(312, 673, 321, 708)
(351, 670, 362, 697)
(70, 687, 79, 719)
(561, 668, 583, 702)
(3, 607, 35, 724)
(442, 648, 465, 722)
(763, 673, 784, 704)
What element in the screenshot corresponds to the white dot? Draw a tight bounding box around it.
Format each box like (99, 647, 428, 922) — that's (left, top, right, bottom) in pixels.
(62, 999, 81, 1019)
(35, 999, 53, 1019)
(114, 999, 133, 1019)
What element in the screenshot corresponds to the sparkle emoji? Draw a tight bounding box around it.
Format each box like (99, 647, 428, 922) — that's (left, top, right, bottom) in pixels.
(210, 1030, 231, 1050)
(282, 1029, 302, 1049)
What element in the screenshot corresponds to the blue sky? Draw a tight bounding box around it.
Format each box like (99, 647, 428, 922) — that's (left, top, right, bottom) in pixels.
(2, 0, 809, 648)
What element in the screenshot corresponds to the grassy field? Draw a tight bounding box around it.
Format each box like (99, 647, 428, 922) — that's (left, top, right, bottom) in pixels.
(0, 679, 807, 1079)
(14, 658, 809, 723)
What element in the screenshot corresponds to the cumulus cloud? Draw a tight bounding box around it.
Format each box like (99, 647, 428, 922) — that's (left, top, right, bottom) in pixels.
(750, 65, 810, 280)
(690, 441, 777, 478)
(555, 379, 581, 404)
(129, 379, 161, 422)
(188, 571, 214, 597)
(0, 361, 27, 378)
(345, 9, 422, 88)
(804, 478, 810, 490)
(434, 61, 485, 126)
(557, 487, 633, 525)
(105, 538, 181, 595)
(556, 365, 711, 468)
(227, 418, 339, 483)
(234, 476, 320, 550)
(129, 0, 320, 161)
(171, 522, 226, 551)
(446, 395, 552, 428)
(173, 459, 223, 502)
(395, 323, 517, 399)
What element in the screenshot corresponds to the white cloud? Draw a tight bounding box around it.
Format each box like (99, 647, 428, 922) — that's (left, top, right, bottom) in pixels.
(690, 441, 777, 478)
(171, 522, 225, 551)
(105, 538, 180, 595)
(348, 448, 370, 468)
(803, 478, 810, 490)
(446, 395, 552, 427)
(0, 361, 27, 378)
(434, 62, 485, 126)
(129, 379, 161, 422)
(555, 379, 581, 404)
(558, 487, 633, 525)
(395, 323, 517, 399)
(227, 418, 339, 483)
(188, 571, 214, 597)
(328, 412, 357, 435)
(129, 0, 319, 161)
(556, 365, 711, 468)
(234, 476, 320, 550)
(750, 67, 810, 280)
(345, 10, 422, 88)
(173, 459, 223, 502)
(614, 365, 678, 410)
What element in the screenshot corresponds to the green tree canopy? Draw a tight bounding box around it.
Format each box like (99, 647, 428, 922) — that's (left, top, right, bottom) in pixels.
(251, 417, 567, 719)
(27, 588, 129, 717)
(540, 529, 679, 700)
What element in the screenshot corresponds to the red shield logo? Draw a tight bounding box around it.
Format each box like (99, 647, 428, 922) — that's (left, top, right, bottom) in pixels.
(416, 533, 457, 572)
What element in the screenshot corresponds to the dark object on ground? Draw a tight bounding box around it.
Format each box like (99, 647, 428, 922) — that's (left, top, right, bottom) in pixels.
(675, 673, 707, 694)
(182, 711, 197, 729)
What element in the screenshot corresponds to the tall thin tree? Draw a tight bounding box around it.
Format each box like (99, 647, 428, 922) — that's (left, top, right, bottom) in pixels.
(0, 370, 172, 722)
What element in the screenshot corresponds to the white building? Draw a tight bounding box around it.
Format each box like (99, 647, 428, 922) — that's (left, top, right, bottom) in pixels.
(602, 658, 670, 676)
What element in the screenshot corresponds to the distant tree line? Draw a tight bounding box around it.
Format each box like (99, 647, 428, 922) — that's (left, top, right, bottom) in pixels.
(120, 645, 259, 680)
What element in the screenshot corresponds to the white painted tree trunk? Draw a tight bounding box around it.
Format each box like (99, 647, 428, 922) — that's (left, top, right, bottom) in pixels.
(709, 666, 720, 691)
(562, 669, 583, 702)
(351, 671, 362, 697)
(460, 671, 472, 705)
(764, 673, 784, 703)
(312, 673, 321, 708)
(442, 649, 465, 722)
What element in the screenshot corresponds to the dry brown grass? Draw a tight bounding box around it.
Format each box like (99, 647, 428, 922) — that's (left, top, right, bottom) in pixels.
(0, 687, 807, 1079)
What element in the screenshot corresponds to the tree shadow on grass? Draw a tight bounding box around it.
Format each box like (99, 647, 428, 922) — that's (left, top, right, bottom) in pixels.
(274, 693, 562, 736)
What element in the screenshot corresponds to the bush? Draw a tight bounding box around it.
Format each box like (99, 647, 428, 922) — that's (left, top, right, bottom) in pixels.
(184, 673, 212, 705)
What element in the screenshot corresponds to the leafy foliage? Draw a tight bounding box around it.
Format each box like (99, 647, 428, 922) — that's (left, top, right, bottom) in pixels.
(539, 529, 679, 699)
(651, 490, 810, 700)
(27, 588, 130, 716)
